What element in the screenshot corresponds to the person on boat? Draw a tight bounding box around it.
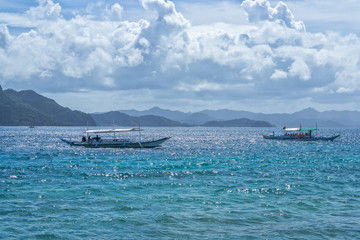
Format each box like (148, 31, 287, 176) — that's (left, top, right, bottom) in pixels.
(93, 135, 101, 141)
(82, 136, 86, 142)
(87, 136, 93, 143)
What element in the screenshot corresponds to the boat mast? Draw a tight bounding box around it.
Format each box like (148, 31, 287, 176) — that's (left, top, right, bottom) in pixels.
(138, 122, 144, 148)
(113, 120, 116, 140)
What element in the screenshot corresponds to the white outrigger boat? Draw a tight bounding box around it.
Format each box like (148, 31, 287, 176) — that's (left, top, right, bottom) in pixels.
(61, 128, 170, 148)
(263, 126, 339, 141)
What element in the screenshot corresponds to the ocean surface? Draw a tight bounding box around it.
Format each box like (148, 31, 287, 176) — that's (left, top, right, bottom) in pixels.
(1, 126, 359, 239)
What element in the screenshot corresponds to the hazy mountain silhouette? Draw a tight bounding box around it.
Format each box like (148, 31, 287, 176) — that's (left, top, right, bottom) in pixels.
(181, 112, 216, 125)
(118, 106, 358, 127)
(91, 111, 188, 127)
(0, 85, 95, 126)
(2, 84, 358, 127)
(202, 118, 274, 127)
(119, 107, 190, 120)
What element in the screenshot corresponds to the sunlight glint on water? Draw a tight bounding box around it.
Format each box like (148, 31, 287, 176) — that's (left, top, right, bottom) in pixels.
(0, 127, 359, 239)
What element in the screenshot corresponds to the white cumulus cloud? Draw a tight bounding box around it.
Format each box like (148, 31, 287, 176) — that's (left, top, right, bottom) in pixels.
(26, 0, 62, 20)
(0, 0, 359, 112)
(241, 0, 305, 31)
(106, 3, 123, 21)
(271, 69, 287, 80)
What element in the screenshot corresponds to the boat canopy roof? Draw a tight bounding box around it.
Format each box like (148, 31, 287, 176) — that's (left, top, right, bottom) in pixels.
(301, 128, 317, 131)
(283, 127, 317, 132)
(85, 128, 139, 134)
(284, 128, 300, 131)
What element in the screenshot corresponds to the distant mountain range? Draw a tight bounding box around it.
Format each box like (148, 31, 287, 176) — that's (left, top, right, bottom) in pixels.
(203, 118, 274, 127)
(91, 111, 273, 127)
(1, 85, 360, 127)
(0, 85, 95, 126)
(91, 111, 189, 127)
(117, 107, 360, 127)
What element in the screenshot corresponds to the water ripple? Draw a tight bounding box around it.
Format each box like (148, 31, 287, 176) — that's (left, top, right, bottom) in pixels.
(0, 127, 359, 239)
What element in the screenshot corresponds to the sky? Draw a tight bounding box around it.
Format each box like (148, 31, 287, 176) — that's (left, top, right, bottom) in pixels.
(0, 0, 360, 113)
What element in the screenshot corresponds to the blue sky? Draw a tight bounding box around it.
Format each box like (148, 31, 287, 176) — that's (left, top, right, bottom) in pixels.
(0, 0, 360, 113)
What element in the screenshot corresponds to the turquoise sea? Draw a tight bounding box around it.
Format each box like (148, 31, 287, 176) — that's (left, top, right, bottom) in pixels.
(1, 127, 359, 239)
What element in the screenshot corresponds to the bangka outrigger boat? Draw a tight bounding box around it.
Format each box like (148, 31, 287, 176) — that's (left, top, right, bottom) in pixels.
(61, 128, 170, 148)
(263, 126, 339, 141)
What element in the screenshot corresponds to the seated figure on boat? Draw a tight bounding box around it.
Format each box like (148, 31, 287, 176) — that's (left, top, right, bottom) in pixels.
(93, 135, 101, 142)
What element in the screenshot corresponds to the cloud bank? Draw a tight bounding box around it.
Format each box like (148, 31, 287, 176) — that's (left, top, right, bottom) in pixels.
(0, 0, 359, 112)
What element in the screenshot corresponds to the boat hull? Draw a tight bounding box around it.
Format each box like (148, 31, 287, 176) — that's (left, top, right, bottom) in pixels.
(61, 137, 170, 148)
(263, 135, 340, 141)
